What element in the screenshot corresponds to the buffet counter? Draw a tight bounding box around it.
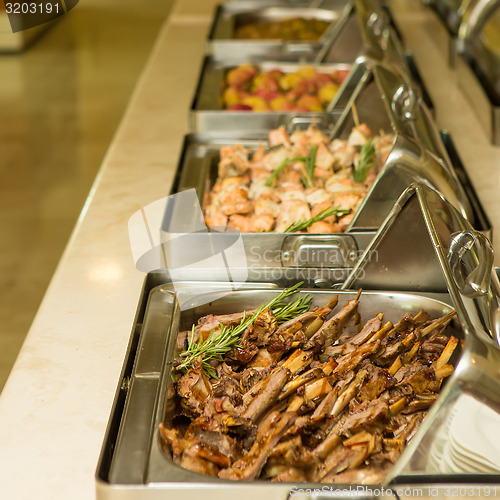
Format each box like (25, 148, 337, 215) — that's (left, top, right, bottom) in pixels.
(0, 0, 499, 498)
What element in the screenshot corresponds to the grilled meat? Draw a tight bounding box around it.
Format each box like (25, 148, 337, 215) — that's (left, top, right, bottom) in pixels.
(204, 125, 395, 233)
(162, 293, 459, 484)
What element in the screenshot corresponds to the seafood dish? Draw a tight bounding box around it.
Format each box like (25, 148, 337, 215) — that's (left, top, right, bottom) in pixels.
(234, 17, 330, 41)
(160, 286, 459, 483)
(203, 124, 394, 233)
(221, 64, 349, 112)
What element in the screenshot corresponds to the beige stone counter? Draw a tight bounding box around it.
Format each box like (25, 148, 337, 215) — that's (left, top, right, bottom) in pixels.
(0, 0, 498, 499)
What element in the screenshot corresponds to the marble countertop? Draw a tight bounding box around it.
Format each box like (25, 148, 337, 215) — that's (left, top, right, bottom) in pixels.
(0, 0, 499, 498)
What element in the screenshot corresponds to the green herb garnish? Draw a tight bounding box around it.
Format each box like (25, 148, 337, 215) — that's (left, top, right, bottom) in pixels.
(353, 139, 376, 184)
(265, 150, 320, 188)
(265, 157, 291, 187)
(302, 145, 318, 189)
(283, 206, 350, 233)
(273, 294, 313, 324)
(176, 283, 309, 378)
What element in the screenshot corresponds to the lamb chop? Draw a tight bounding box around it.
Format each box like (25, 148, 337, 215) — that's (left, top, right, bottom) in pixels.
(162, 289, 459, 485)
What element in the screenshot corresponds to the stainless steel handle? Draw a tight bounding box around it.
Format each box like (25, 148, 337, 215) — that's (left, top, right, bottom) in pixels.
(448, 230, 494, 297)
(281, 235, 359, 268)
(458, 0, 500, 42)
(391, 83, 420, 122)
(285, 43, 318, 56)
(279, 113, 337, 134)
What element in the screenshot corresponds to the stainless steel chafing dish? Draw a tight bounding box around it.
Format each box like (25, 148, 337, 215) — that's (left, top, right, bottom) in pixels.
(206, 0, 403, 64)
(455, 0, 500, 144)
(192, 0, 428, 134)
(206, 1, 352, 62)
(169, 129, 488, 274)
(96, 184, 500, 499)
(185, 59, 488, 273)
(190, 58, 352, 133)
(426, 0, 480, 65)
(189, 52, 432, 133)
(427, 0, 469, 35)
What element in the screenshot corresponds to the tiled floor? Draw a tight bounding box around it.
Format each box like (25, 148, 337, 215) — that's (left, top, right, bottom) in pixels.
(0, 0, 173, 392)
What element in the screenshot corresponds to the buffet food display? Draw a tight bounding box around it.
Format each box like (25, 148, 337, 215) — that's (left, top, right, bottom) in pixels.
(220, 64, 348, 112)
(203, 124, 393, 233)
(96, 0, 500, 498)
(429, 0, 500, 144)
(163, 288, 459, 483)
(233, 16, 331, 40)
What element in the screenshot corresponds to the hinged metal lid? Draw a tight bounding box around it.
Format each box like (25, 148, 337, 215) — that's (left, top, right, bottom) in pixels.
(330, 62, 474, 228)
(457, 0, 500, 102)
(343, 183, 500, 480)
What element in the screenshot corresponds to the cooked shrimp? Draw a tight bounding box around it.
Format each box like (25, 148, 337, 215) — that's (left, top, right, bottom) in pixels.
(268, 126, 292, 148)
(329, 139, 355, 167)
(306, 188, 332, 206)
(203, 124, 394, 234)
(290, 131, 311, 157)
(248, 180, 275, 201)
(314, 142, 335, 171)
(219, 187, 251, 216)
(311, 201, 338, 224)
(218, 145, 250, 177)
(205, 208, 228, 228)
(304, 125, 329, 145)
(228, 215, 252, 233)
(374, 135, 394, 167)
(252, 145, 266, 164)
(220, 175, 249, 190)
(275, 200, 311, 232)
(258, 191, 281, 203)
(249, 167, 270, 182)
(307, 221, 336, 233)
(263, 147, 289, 171)
(254, 198, 281, 218)
(356, 123, 374, 138)
(282, 167, 302, 186)
(348, 123, 373, 147)
(337, 212, 355, 232)
(279, 187, 307, 202)
(333, 193, 364, 212)
(251, 214, 275, 232)
(325, 176, 357, 194)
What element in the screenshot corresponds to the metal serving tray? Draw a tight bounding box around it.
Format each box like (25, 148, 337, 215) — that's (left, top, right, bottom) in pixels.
(456, 0, 500, 144)
(426, 0, 480, 65)
(206, 2, 350, 62)
(189, 51, 433, 133)
(169, 127, 489, 274)
(96, 184, 500, 499)
(190, 58, 352, 133)
(186, 59, 488, 246)
(342, 184, 500, 494)
(206, 0, 403, 64)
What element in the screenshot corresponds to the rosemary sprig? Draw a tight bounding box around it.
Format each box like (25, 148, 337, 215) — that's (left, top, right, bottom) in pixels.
(283, 206, 350, 233)
(273, 295, 312, 324)
(265, 155, 309, 187)
(302, 145, 318, 189)
(176, 282, 308, 377)
(353, 139, 376, 184)
(265, 157, 291, 187)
